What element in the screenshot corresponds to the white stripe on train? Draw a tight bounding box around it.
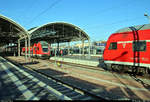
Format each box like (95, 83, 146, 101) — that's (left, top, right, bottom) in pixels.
(117, 40, 150, 44)
(21, 53, 42, 56)
(104, 60, 150, 68)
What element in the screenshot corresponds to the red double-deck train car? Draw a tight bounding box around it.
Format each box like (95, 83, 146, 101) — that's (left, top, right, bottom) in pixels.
(21, 41, 50, 59)
(103, 24, 150, 75)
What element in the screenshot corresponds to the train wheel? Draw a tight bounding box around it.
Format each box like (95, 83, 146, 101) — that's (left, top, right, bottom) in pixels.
(111, 65, 116, 72)
(119, 65, 124, 73)
(148, 69, 150, 74)
(144, 69, 150, 78)
(111, 65, 124, 73)
(143, 68, 150, 78)
(123, 66, 129, 73)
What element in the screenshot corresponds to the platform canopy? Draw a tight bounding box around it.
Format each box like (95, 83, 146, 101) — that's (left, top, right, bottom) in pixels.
(28, 22, 89, 44)
(0, 14, 28, 46)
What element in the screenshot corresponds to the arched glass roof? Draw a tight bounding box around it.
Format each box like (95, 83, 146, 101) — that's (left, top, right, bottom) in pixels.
(0, 14, 28, 46)
(28, 22, 89, 44)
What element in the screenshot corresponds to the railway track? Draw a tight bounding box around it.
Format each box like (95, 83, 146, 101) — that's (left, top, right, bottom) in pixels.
(48, 59, 103, 71)
(5, 56, 150, 101)
(5, 57, 107, 101)
(48, 58, 150, 83)
(0, 57, 71, 100)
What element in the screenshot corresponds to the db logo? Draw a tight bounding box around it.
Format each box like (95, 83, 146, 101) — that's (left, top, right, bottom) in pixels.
(122, 43, 126, 48)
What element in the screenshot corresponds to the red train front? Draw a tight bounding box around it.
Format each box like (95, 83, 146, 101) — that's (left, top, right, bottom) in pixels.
(21, 41, 50, 59)
(103, 24, 150, 75)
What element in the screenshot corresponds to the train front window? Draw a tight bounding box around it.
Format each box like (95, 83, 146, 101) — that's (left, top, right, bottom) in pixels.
(43, 48, 48, 52)
(133, 41, 146, 52)
(109, 42, 117, 50)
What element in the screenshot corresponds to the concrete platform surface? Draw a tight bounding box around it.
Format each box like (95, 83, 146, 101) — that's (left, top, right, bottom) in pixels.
(0, 56, 74, 100)
(5, 56, 150, 101)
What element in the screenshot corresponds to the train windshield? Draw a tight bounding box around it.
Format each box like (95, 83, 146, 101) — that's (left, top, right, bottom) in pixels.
(42, 48, 48, 52)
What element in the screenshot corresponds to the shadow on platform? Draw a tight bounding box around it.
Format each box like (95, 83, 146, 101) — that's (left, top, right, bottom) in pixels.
(35, 68, 145, 101)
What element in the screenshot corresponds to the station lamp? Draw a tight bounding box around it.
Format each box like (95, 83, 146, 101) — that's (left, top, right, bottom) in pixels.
(144, 13, 150, 23)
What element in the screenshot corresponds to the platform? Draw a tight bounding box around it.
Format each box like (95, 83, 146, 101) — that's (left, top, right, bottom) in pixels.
(0, 56, 73, 100)
(50, 55, 101, 67)
(5, 56, 150, 101)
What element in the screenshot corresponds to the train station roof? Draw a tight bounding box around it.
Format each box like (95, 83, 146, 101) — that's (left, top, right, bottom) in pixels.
(0, 14, 28, 46)
(28, 22, 89, 44)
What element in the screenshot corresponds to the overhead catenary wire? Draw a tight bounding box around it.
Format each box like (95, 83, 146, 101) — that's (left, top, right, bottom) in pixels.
(26, 0, 62, 26)
(25, 0, 40, 17)
(82, 0, 143, 30)
(88, 0, 132, 18)
(82, 16, 145, 42)
(84, 16, 144, 30)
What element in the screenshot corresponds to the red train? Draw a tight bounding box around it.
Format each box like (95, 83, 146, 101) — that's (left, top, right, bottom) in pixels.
(21, 41, 50, 59)
(103, 24, 150, 75)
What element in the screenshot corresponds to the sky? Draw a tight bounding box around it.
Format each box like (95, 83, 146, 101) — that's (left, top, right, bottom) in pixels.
(0, 0, 150, 42)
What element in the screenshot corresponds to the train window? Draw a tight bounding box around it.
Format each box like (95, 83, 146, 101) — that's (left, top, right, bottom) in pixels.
(43, 48, 48, 52)
(133, 41, 146, 51)
(34, 47, 36, 51)
(37, 47, 39, 51)
(109, 42, 117, 50)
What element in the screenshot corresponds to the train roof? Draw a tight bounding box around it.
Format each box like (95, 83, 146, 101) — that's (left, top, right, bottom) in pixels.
(115, 23, 150, 33)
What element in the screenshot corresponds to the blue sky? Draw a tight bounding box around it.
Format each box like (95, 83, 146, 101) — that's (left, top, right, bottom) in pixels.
(0, 0, 150, 42)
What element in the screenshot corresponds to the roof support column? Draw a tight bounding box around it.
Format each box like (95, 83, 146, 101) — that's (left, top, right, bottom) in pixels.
(82, 40, 85, 55)
(87, 38, 91, 59)
(25, 37, 28, 62)
(28, 36, 31, 60)
(68, 42, 70, 55)
(54, 40, 57, 66)
(57, 42, 59, 56)
(18, 39, 20, 56)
